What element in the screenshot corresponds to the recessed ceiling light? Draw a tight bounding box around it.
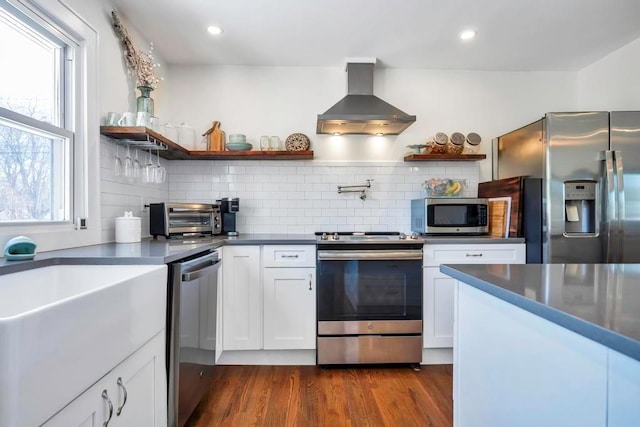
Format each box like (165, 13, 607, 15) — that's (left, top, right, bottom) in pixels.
(460, 30, 477, 40)
(207, 26, 223, 35)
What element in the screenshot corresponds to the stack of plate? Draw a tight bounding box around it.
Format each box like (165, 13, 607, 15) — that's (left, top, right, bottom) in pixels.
(226, 142, 252, 151)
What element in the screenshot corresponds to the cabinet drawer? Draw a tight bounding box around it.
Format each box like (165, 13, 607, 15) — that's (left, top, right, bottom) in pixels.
(424, 243, 525, 266)
(262, 245, 316, 267)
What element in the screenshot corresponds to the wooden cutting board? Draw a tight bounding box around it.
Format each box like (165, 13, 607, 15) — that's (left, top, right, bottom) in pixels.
(208, 121, 225, 151)
(488, 200, 509, 238)
(479, 176, 524, 237)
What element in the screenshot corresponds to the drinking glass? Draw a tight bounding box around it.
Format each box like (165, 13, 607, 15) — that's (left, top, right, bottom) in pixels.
(260, 135, 270, 151)
(113, 144, 122, 177)
(155, 149, 166, 184)
(269, 136, 281, 151)
(143, 150, 155, 183)
(123, 145, 133, 181)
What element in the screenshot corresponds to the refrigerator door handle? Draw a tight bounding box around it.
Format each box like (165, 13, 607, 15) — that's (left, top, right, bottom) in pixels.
(614, 150, 625, 262)
(604, 150, 617, 262)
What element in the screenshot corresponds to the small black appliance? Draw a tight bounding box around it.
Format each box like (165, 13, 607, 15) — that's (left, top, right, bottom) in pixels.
(218, 197, 239, 236)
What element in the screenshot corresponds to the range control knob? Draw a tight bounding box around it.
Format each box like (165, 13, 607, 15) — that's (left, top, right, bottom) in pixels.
(410, 232, 419, 240)
(321, 233, 328, 241)
(399, 233, 407, 240)
(333, 233, 340, 241)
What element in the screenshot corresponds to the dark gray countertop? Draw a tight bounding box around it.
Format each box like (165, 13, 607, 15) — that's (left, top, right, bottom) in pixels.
(0, 233, 524, 275)
(0, 234, 316, 275)
(440, 263, 640, 361)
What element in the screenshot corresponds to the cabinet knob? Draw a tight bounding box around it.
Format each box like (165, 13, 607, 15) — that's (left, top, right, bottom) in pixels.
(200, 370, 204, 378)
(102, 390, 114, 426)
(308, 273, 313, 291)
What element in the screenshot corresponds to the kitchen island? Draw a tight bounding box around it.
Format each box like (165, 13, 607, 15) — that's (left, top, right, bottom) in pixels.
(441, 263, 640, 427)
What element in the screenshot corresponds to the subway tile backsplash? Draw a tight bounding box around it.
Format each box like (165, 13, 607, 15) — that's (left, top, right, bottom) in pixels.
(100, 138, 169, 242)
(167, 160, 480, 234)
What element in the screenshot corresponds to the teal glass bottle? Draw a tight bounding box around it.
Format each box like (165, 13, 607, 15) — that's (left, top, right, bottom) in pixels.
(136, 86, 154, 116)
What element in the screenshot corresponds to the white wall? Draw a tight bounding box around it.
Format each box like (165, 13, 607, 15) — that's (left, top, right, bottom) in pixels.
(167, 65, 578, 182)
(578, 37, 640, 110)
(163, 65, 576, 234)
(63, 0, 170, 242)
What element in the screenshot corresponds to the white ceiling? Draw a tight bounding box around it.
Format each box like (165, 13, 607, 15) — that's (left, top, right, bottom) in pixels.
(111, 0, 640, 71)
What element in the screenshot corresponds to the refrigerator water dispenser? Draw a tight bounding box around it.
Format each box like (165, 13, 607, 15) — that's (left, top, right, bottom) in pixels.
(564, 180, 597, 235)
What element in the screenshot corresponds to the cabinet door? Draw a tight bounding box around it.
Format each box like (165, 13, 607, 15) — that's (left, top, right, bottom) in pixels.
(222, 246, 262, 350)
(42, 332, 167, 427)
(113, 332, 167, 427)
(263, 268, 316, 350)
(423, 267, 456, 348)
(42, 376, 112, 427)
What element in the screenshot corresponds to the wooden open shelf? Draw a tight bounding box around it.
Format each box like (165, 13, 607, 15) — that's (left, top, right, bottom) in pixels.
(187, 150, 313, 160)
(100, 126, 314, 161)
(403, 153, 487, 162)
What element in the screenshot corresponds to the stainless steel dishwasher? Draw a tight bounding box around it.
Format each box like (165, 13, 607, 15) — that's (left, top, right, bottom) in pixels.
(167, 248, 221, 427)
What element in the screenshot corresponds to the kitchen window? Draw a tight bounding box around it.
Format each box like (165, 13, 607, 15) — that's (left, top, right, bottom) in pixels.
(0, 2, 74, 223)
(0, 0, 99, 251)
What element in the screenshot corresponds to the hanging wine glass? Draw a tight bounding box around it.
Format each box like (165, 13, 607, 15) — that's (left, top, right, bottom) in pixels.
(155, 148, 166, 184)
(133, 149, 141, 181)
(143, 150, 155, 183)
(123, 145, 133, 181)
(113, 144, 122, 177)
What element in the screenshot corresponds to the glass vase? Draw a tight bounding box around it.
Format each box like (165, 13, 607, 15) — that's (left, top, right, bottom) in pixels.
(136, 85, 154, 116)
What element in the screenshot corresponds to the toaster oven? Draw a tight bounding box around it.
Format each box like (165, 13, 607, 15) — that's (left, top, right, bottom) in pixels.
(150, 203, 221, 238)
(411, 198, 489, 235)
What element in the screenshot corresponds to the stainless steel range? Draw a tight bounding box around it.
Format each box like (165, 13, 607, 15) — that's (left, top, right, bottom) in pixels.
(315, 232, 424, 365)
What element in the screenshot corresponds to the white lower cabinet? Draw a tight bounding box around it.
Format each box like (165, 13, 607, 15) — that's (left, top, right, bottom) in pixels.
(220, 245, 317, 360)
(43, 332, 167, 427)
(423, 243, 526, 351)
(221, 246, 261, 350)
(263, 267, 316, 350)
(608, 350, 640, 426)
(423, 267, 456, 348)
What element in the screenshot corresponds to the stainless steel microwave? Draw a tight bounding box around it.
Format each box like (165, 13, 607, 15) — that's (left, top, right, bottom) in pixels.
(411, 198, 489, 235)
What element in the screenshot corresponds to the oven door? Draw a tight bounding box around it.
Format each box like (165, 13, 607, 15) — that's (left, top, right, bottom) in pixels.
(317, 248, 422, 326)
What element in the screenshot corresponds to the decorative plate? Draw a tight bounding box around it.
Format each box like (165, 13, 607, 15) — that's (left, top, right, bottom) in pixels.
(285, 133, 310, 151)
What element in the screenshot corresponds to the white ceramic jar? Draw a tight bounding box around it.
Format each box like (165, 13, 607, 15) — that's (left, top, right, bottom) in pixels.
(115, 211, 141, 243)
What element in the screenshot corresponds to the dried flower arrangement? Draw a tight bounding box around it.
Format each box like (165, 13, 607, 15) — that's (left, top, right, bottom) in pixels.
(111, 10, 162, 89)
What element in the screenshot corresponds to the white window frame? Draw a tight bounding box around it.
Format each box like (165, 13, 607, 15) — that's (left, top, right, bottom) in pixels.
(0, 0, 99, 252)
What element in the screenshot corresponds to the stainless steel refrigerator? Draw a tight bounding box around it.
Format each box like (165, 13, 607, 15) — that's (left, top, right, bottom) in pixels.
(493, 111, 640, 263)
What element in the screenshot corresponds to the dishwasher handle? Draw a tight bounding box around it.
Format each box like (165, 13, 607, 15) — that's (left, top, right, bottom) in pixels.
(181, 251, 221, 282)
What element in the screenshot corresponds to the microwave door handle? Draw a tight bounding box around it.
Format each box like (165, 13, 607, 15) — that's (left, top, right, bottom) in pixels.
(614, 150, 625, 262)
(603, 150, 616, 262)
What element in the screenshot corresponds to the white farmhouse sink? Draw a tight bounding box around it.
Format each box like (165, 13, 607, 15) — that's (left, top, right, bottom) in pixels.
(0, 264, 167, 427)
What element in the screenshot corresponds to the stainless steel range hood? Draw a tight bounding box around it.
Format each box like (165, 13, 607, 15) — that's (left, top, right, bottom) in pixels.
(316, 61, 416, 135)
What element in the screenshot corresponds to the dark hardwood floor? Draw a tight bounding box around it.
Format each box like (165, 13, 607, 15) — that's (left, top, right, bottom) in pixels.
(186, 365, 453, 427)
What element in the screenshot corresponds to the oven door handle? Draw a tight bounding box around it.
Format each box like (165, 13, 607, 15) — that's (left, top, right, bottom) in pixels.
(317, 250, 423, 261)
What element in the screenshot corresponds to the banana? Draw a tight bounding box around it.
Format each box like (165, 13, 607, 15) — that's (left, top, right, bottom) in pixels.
(444, 182, 461, 195)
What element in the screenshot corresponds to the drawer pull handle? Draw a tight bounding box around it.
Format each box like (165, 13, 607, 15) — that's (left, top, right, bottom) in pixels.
(466, 253, 483, 257)
(281, 254, 299, 259)
(308, 273, 313, 291)
(102, 390, 113, 426)
(116, 377, 127, 416)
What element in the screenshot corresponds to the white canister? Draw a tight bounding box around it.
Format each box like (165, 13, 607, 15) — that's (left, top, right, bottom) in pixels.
(115, 211, 141, 243)
(177, 123, 196, 150)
